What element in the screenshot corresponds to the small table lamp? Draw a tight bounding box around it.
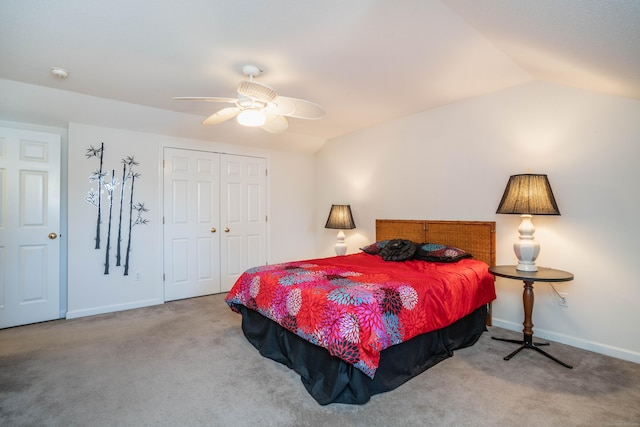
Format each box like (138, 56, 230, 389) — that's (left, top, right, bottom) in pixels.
(325, 204, 356, 256)
(496, 174, 560, 272)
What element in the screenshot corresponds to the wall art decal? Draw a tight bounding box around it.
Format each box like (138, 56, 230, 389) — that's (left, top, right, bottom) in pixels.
(85, 143, 149, 275)
(125, 192, 149, 276)
(103, 169, 117, 274)
(116, 157, 139, 268)
(86, 143, 105, 249)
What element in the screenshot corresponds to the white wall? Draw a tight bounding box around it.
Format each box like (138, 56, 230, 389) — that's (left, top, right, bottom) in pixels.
(1, 79, 317, 319)
(268, 150, 317, 263)
(67, 124, 164, 317)
(315, 81, 640, 364)
(65, 123, 317, 317)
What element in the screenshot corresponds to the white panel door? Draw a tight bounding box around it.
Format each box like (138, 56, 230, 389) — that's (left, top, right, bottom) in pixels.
(163, 148, 220, 301)
(0, 127, 61, 328)
(220, 154, 267, 293)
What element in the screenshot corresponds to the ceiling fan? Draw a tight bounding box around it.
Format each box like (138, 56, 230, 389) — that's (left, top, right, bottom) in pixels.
(173, 65, 325, 133)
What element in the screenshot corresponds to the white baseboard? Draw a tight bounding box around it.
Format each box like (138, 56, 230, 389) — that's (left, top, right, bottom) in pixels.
(65, 298, 163, 319)
(491, 318, 640, 365)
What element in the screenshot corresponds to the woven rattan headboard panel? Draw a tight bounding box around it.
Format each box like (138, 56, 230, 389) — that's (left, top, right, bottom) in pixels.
(375, 219, 496, 267)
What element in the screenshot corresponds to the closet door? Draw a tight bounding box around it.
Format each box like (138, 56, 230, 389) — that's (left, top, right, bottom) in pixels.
(219, 154, 267, 293)
(163, 148, 220, 301)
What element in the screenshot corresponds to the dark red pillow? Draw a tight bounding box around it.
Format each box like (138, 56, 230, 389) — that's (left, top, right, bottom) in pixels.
(360, 240, 390, 255)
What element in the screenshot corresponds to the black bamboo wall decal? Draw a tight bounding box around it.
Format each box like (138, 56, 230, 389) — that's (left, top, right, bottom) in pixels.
(124, 174, 149, 276)
(115, 156, 139, 267)
(103, 170, 119, 275)
(85, 143, 105, 249)
(124, 173, 136, 276)
(85, 143, 148, 276)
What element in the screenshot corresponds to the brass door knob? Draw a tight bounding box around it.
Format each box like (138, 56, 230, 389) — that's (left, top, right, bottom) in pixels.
(48, 232, 58, 240)
(210, 227, 217, 233)
(224, 227, 230, 232)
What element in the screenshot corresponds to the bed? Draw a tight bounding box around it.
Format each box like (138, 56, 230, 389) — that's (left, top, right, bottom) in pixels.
(225, 219, 496, 405)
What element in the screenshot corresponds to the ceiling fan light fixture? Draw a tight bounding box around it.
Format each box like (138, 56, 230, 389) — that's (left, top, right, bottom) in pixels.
(237, 109, 266, 127)
(174, 64, 324, 132)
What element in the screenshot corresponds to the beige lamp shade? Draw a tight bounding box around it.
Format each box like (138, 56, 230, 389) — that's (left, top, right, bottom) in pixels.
(496, 174, 560, 272)
(325, 205, 356, 256)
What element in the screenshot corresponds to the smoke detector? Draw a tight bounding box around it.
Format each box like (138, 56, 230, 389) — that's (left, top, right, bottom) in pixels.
(50, 67, 69, 79)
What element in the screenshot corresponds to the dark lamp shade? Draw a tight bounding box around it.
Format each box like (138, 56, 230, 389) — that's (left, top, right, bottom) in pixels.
(496, 174, 560, 215)
(325, 204, 356, 229)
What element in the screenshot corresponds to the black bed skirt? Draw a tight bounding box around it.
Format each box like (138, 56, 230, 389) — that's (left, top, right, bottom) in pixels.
(235, 304, 488, 405)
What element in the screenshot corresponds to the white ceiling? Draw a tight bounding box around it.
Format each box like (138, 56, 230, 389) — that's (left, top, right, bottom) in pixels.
(1, 0, 639, 152)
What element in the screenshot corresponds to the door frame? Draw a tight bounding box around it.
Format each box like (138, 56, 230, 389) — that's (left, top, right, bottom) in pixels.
(0, 121, 68, 325)
(159, 142, 269, 300)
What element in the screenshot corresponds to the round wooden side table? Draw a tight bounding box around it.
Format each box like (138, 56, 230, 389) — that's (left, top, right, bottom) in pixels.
(489, 265, 574, 369)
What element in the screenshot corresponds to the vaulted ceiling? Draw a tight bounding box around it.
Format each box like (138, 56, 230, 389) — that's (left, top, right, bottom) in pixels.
(1, 0, 638, 152)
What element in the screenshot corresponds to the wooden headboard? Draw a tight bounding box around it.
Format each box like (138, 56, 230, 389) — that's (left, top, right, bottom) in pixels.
(375, 219, 496, 268)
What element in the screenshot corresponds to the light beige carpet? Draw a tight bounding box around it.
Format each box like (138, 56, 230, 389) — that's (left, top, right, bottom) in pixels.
(1, 294, 639, 426)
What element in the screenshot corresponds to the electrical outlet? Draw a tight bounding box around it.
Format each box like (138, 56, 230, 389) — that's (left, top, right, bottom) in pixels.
(135, 272, 141, 281)
(558, 292, 568, 307)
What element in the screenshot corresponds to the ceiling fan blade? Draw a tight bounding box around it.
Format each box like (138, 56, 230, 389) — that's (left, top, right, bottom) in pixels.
(202, 107, 240, 126)
(261, 113, 288, 133)
(268, 96, 325, 120)
(173, 96, 238, 104)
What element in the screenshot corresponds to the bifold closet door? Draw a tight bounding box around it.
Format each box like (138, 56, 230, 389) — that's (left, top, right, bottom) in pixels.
(219, 154, 267, 293)
(163, 148, 220, 301)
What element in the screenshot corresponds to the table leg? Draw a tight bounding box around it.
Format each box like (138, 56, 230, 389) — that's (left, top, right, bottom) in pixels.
(492, 279, 573, 369)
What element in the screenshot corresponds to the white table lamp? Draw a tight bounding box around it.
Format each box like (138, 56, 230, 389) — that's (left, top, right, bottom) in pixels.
(496, 174, 560, 272)
(325, 204, 356, 256)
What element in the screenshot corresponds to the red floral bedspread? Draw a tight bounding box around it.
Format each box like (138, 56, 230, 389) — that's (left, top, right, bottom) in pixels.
(225, 252, 496, 378)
